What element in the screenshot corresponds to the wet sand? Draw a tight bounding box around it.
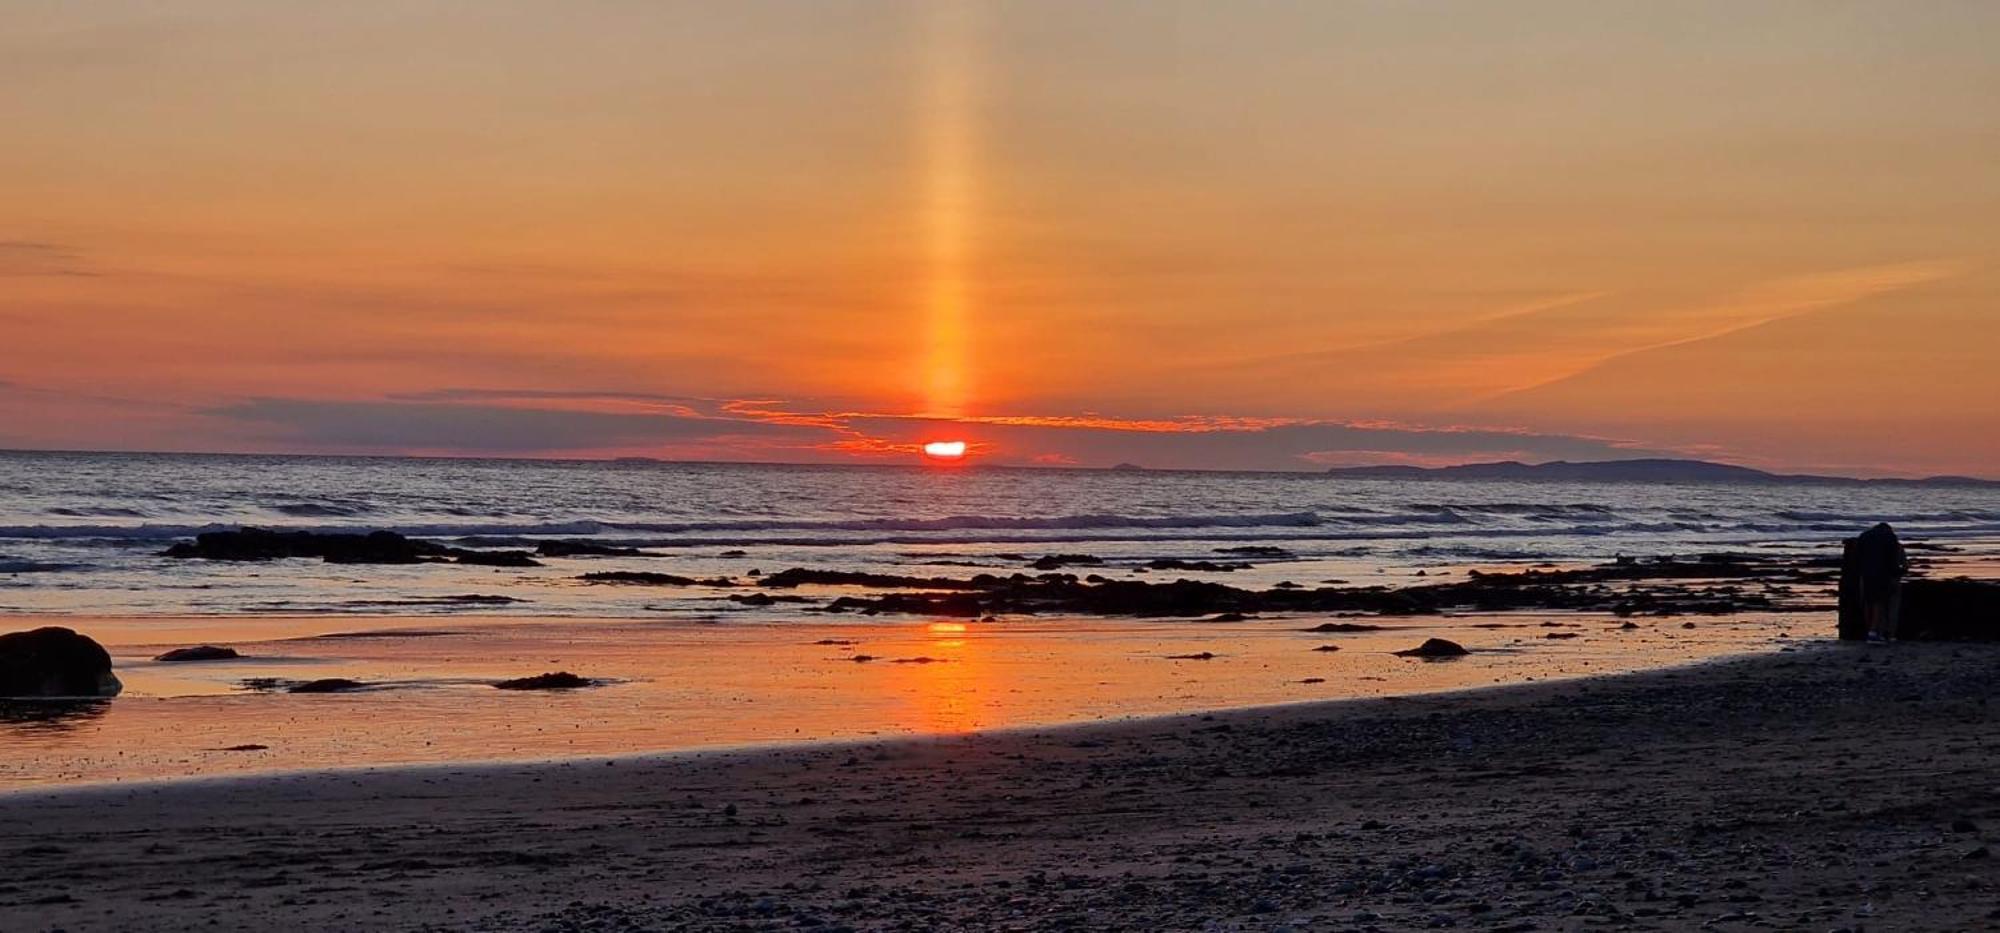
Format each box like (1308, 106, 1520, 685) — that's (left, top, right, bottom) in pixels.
(3, 609, 1802, 786)
(5, 641, 1999, 931)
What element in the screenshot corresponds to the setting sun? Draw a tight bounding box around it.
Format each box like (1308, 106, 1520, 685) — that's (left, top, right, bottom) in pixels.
(923, 440, 969, 461)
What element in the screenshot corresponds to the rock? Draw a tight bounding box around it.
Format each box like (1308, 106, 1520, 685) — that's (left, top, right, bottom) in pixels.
(0, 627, 123, 697)
(1304, 622, 1387, 633)
(1216, 545, 1292, 557)
(162, 527, 543, 567)
(153, 645, 240, 662)
(1166, 652, 1217, 660)
(580, 571, 699, 586)
(1898, 578, 2000, 641)
(1030, 554, 1105, 571)
(1311, 644, 1342, 652)
(1145, 558, 1245, 572)
(1394, 638, 1470, 658)
(165, 528, 432, 563)
(758, 568, 982, 590)
(1207, 612, 1249, 622)
(494, 671, 594, 690)
(453, 550, 543, 567)
(287, 678, 367, 694)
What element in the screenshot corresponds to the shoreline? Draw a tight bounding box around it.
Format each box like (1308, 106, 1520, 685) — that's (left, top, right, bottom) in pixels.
(0, 641, 1790, 802)
(8, 640, 1999, 930)
(4, 607, 1807, 788)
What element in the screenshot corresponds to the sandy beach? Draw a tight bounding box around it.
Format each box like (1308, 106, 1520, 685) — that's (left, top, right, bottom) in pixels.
(6, 640, 1998, 931)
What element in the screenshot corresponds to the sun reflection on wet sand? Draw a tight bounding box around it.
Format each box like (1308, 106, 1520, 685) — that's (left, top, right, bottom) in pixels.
(0, 610, 1816, 788)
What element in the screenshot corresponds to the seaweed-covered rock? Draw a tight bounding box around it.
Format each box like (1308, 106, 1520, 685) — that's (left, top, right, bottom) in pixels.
(288, 678, 367, 694)
(166, 528, 434, 563)
(1030, 554, 1105, 570)
(453, 550, 543, 567)
(1394, 638, 1470, 658)
(581, 571, 702, 586)
(162, 528, 542, 567)
(154, 645, 240, 662)
(494, 672, 594, 690)
(0, 628, 123, 697)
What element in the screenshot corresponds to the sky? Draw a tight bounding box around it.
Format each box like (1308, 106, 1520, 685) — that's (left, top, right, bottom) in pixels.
(2, 1, 1996, 476)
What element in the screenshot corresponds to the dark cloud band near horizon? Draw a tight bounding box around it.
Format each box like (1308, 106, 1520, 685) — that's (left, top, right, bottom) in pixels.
(198, 393, 1668, 471)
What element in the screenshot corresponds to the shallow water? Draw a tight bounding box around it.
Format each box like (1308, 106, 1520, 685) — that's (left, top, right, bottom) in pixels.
(4, 609, 1815, 788)
(3, 452, 1994, 787)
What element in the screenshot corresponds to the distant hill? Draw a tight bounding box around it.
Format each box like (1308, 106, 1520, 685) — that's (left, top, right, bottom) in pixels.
(1324, 458, 1996, 486)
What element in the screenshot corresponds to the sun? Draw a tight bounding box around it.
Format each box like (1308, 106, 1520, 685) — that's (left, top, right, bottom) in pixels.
(922, 440, 969, 462)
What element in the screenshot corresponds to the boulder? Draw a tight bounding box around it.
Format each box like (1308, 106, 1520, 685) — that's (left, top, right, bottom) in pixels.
(154, 645, 240, 662)
(162, 528, 542, 567)
(1898, 579, 2000, 641)
(1029, 554, 1105, 571)
(494, 671, 594, 690)
(165, 528, 438, 563)
(1394, 638, 1470, 659)
(0, 627, 123, 697)
(581, 570, 699, 586)
(452, 550, 543, 568)
(288, 678, 367, 694)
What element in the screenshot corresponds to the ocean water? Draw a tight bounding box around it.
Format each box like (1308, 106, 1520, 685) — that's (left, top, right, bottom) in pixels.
(6, 450, 1999, 786)
(2, 450, 1997, 618)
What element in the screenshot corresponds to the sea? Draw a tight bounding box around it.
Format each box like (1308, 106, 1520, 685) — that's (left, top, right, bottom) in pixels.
(3, 449, 1998, 618)
(5, 450, 1999, 786)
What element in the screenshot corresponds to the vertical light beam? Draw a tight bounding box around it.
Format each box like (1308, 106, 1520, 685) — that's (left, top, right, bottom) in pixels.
(919, 1, 980, 419)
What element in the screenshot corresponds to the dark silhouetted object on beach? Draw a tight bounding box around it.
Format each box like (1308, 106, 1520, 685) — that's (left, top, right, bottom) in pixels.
(154, 645, 240, 662)
(0, 627, 122, 697)
(1838, 523, 1908, 640)
(1896, 579, 2000, 641)
(494, 672, 595, 690)
(162, 527, 543, 566)
(1394, 638, 1469, 658)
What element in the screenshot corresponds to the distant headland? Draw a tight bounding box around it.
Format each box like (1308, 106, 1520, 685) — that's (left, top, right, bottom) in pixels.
(1323, 457, 1996, 486)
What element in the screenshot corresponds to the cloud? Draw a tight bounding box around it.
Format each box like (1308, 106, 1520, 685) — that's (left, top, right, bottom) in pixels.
(1193, 260, 1967, 414)
(205, 397, 838, 455)
(0, 240, 97, 277)
(196, 391, 1669, 469)
(827, 411, 1665, 470)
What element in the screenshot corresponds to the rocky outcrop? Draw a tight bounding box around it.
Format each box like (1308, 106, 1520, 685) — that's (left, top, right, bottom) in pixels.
(0, 627, 123, 697)
(154, 645, 240, 662)
(805, 554, 1820, 619)
(162, 528, 541, 567)
(1030, 554, 1104, 570)
(1897, 579, 2000, 641)
(1394, 638, 1470, 658)
(288, 678, 367, 694)
(494, 672, 595, 690)
(580, 571, 734, 587)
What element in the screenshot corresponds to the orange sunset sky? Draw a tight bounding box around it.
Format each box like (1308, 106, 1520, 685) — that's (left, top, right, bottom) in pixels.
(2, 1, 1996, 476)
